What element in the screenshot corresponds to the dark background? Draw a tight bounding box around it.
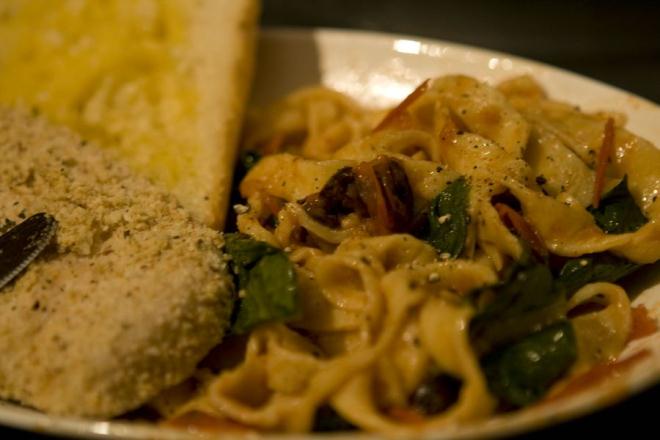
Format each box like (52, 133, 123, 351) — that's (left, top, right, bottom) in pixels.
(5, 0, 659, 438)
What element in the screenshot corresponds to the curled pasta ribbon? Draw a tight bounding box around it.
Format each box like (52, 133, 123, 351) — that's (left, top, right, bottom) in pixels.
(243, 87, 374, 160)
(568, 282, 632, 371)
(210, 74, 660, 433)
(430, 75, 530, 155)
(240, 153, 352, 202)
(329, 261, 497, 433)
(331, 298, 495, 434)
(196, 265, 427, 432)
(507, 180, 660, 263)
(523, 126, 594, 207)
(475, 200, 523, 270)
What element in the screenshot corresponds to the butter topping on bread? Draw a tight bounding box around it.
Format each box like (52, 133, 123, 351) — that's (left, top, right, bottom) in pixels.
(0, 0, 259, 228)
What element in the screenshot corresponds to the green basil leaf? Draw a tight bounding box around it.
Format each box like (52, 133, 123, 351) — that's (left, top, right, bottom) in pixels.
(313, 406, 357, 432)
(232, 252, 300, 334)
(557, 253, 640, 295)
(587, 176, 648, 234)
(240, 150, 262, 173)
(224, 233, 278, 286)
(426, 177, 470, 258)
(470, 263, 565, 355)
(483, 320, 577, 407)
(224, 233, 300, 334)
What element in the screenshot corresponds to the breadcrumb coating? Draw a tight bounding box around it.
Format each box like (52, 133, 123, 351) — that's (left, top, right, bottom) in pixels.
(0, 108, 234, 417)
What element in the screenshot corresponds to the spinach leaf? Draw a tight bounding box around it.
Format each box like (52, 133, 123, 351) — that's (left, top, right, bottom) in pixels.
(224, 233, 300, 334)
(470, 263, 565, 355)
(587, 176, 648, 234)
(409, 375, 462, 415)
(232, 252, 299, 334)
(483, 320, 577, 407)
(224, 233, 278, 285)
(313, 405, 357, 432)
(225, 151, 262, 234)
(239, 150, 262, 173)
(557, 252, 640, 295)
(426, 177, 470, 258)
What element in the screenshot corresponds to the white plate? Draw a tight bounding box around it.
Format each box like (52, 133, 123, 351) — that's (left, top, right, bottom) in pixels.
(1, 27, 659, 440)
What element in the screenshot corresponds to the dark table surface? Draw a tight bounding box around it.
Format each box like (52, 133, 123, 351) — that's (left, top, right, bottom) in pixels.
(5, 0, 659, 438)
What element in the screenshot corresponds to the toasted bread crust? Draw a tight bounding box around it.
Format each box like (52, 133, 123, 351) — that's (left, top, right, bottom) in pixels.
(191, 0, 260, 228)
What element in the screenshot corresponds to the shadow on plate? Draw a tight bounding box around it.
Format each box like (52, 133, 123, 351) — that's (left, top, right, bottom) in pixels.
(250, 29, 322, 107)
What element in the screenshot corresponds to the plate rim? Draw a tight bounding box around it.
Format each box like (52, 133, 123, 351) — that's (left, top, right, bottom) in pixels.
(260, 26, 660, 109)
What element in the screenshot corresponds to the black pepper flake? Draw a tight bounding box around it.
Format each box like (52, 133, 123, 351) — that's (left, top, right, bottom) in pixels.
(457, 130, 464, 135)
(436, 166, 443, 172)
(18, 210, 26, 219)
(32, 301, 40, 311)
(360, 256, 371, 266)
(408, 280, 419, 290)
(535, 175, 547, 186)
(123, 230, 131, 238)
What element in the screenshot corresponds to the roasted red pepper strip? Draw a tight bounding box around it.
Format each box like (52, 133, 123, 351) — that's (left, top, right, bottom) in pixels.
(354, 160, 392, 234)
(495, 202, 548, 258)
(628, 305, 658, 342)
(373, 79, 430, 132)
(387, 407, 426, 424)
(262, 133, 285, 155)
(592, 118, 615, 208)
(262, 193, 285, 217)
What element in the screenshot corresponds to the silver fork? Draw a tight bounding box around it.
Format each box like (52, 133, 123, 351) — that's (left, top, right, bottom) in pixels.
(0, 213, 58, 290)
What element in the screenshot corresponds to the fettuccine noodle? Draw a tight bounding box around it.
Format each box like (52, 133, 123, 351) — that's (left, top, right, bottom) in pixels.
(164, 75, 660, 433)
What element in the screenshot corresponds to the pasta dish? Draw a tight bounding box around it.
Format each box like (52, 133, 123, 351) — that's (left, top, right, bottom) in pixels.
(163, 75, 660, 433)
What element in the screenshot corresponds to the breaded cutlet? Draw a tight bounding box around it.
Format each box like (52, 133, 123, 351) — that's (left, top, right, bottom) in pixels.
(0, 108, 234, 417)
